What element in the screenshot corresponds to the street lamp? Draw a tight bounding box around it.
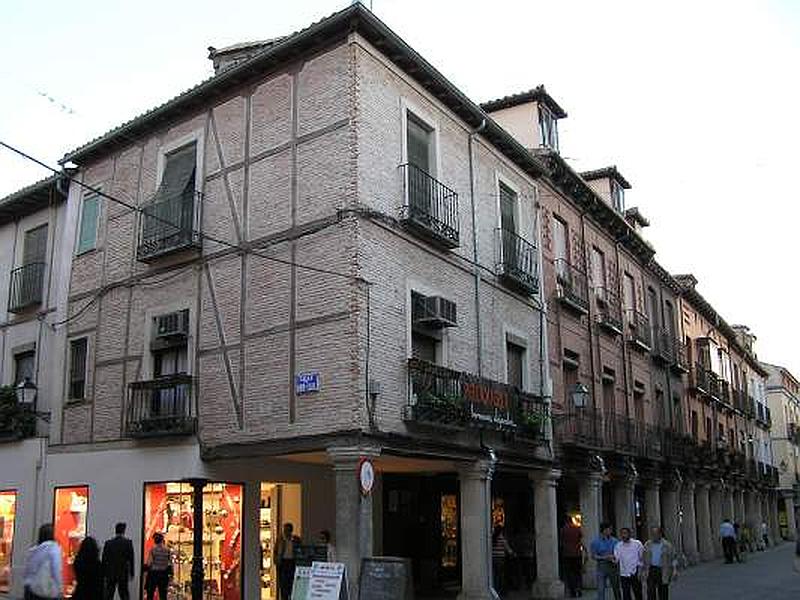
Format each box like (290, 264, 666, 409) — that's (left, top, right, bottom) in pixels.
(570, 382, 590, 409)
(15, 377, 37, 409)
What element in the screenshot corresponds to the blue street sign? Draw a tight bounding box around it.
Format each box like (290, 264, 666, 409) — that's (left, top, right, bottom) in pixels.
(296, 371, 321, 394)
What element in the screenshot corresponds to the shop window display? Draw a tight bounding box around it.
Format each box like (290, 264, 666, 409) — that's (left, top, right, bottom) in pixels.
(0, 491, 17, 593)
(440, 494, 458, 569)
(259, 483, 302, 600)
(53, 486, 89, 598)
(143, 482, 242, 600)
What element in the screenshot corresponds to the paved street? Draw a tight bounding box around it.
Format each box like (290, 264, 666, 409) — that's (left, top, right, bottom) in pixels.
(581, 542, 800, 600)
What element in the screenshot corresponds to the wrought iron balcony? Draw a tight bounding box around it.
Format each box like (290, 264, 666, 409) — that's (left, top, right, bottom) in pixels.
(594, 287, 623, 334)
(554, 259, 589, 313)
(126, 375, 196, 437)
(137, 191, 202, 262)
(707, 371, 721, 400)
(405, 358, 548, 441)
(692, 363, 710, 395)
(718, 380, 732, 407)
(672, 340, 689, 373)
(7, 262, 45, 313)
(651, 328, 675, 364)
(399, 163, 460, 249)
(554, 409, 661, 458)
(495, 228, 539, 295)
(626, 310, 651, 351)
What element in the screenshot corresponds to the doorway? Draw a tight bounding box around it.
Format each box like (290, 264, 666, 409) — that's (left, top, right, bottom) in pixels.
(259, 483, 302, 600)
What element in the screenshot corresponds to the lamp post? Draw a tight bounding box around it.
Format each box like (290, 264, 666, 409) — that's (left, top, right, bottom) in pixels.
(570, 383, 590, 410)
(15, 377, 38, 410)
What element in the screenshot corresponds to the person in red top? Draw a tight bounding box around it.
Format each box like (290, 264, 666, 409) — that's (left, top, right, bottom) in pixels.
(560, 516, 584, 598)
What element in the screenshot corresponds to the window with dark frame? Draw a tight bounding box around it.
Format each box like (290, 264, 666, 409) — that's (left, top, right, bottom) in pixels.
(13, 351, 35, 386)
(506, 340, 525, 390)
(610, 179, 625, 212)
(77, 195, 100, 254)
(538, 105, 559, 152)
(68, 338, 88, 400)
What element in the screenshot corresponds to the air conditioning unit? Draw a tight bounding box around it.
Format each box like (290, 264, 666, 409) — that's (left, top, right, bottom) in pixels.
(412, 294, 457, 329)
(154, 309, 190, 339)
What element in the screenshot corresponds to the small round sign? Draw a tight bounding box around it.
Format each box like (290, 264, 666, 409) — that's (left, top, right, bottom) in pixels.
(359, 458, 375, 496)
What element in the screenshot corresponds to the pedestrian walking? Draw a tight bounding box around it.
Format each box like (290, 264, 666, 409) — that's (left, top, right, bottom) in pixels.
(73, 536, 104, 599)
(23, 523, 62, 600)
(761, 521, 769, 549)
(614, 527, 643, 600)
(642, 527, 677, 600)
(102, 522, 135, 600)
(590, 522, 620, 600)
(720, 518, 737, 564)
(143, 533, 172, 600)
(491, 524, 515, 594)
(273, 522, 301, 600)
(560, 516, 584, 597)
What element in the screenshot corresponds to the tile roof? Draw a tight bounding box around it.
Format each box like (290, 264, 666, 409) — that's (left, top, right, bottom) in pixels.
(581, 165, 631, 189)
(0, 174, 66, 225)
(480, 85, 567, 119)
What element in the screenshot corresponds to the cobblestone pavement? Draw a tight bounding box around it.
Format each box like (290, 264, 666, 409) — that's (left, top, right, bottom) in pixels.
(580, 542, 800, 600)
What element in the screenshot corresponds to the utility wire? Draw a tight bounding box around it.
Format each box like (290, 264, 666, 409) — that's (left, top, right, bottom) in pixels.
(0, 140, 369, 284)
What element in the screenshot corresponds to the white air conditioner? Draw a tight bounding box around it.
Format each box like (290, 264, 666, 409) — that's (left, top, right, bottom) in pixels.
(413, 295, 457, 329)
(155, 309, 190, 338)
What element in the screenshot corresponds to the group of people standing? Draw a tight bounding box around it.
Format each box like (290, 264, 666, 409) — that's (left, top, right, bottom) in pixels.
(560, 519, 678, 600)
(720, 517, 772, 564)
(23, 522, 171, 600)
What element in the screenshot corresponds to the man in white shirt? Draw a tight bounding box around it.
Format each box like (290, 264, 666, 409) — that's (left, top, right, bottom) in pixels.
(614, 527, 644, 600)
(720, 518, 736, 563)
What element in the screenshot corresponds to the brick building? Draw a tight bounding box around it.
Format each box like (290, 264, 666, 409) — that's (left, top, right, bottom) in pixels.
(0, 4, 791, 600)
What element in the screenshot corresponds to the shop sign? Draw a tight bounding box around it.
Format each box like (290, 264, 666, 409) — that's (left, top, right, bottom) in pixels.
(296, 372, 321, 394)
(359, 557, 413, 600)
(291, 566, 312, 600)
(359, 458, 375, 496)
(308, 562, 348, 600)
(463, 379, 515, 429)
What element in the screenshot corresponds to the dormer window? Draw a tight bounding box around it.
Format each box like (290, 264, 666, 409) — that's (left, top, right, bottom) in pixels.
(611, 180, 625, 213)
(538, 105, 559, 152)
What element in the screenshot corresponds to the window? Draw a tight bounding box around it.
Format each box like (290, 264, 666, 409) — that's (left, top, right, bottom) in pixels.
(691, 410, 699, 438)
(591, 247, 606, 292)
(23, 224, 48, 266)
(0, 491, 17, 593)
(410, 290, 443, 364)
(14, 351, 35, 386)
(53, 486, 89, 597)
(664, 301, 676, 338)
(623, 273, 635, 311)
(68, 338, 88, 400)
(506, 339, 526, 390)
(77, 194, 100, 254)
(611, 180, 625, 212)
(647, 287, 660, 329)
(538, 105, 559, 151)
(499, 182, 518, 234)
(406, 112, 434, 175)
(553, 216, 569, 278)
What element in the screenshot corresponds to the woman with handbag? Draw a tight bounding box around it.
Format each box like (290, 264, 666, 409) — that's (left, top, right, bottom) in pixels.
(23, 524, 63, 600)
(144, 532, 173, 600)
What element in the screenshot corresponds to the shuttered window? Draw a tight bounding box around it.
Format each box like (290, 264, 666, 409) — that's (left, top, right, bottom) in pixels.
(68, 338, 88, 400)
(23, 225, 48, 265)
(406, 113, 432, 174)
(506, 341, 525, 389)
(77, 195, 100, 254)
(143, 143, 197, 241)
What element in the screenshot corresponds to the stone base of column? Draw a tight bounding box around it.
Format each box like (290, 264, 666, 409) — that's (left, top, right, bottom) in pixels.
(531, 578, 565, 599)
(457, 589, 500, 600)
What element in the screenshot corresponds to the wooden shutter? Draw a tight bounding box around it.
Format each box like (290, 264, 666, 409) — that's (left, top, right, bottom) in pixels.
(23, 225, 48, 265)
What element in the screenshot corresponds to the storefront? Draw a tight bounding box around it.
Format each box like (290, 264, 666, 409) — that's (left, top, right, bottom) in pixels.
(0, 491, 16, 594)
(53, 486, 89, 598)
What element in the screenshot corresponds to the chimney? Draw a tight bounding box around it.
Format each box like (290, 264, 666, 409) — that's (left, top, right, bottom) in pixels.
(732, 324, 757, 355)
(480, 85, 567, 154)
(623, 207, 650, 234)
(207, 39, 284, 74)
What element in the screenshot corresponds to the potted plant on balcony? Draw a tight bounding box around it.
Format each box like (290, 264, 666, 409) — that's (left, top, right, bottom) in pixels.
(415, 390, 466, 425)
(0, 385, 36, 441)
(518, 411, 547, 441)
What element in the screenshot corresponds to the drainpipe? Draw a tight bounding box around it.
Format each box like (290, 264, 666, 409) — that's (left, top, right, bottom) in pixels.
(468, 119, 486, 376)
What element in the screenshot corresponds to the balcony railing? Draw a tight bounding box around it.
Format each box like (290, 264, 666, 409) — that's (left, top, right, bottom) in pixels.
(126, 375, 196, 437)
(495, 228, 539, 295)
(707, 372, 721, 400)
(692, 363, 710, 395)
(405, 358, 548, 441)
(554, 410, 662, 458)
(732, 389, 745, 412)
(672, 340, 689, 373)
(594, 287, 623, 334)
(626, 310, 651, 351)
(554, 259, 589, 313)
(399, 163, 460, 248)
(719, 380, 731, 407)
(137, 191, 202, 262)
(651, 329, 675, 364)
(7, 262, 45, 313)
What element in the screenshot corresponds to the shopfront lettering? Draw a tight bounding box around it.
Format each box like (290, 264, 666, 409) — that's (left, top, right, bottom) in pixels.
(463, 381, 509, 411)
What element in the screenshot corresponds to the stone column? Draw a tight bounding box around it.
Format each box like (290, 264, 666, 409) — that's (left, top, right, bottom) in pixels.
(695, 483, 714, 561)
(328, 446, 381, 596)
(661, 481, 681, 555)
(530, 469, 565, 599)
(723, 485, 736, 524)
(681, 480, 699, 564)
(745, 489, 759, 531)
(614, 476, 636, 532)
(734, 488, 746, 526)
(643, 480, 662, 537)
(709, 484, 724, 558)
(457, 458, 495, 600)
(769, 492, 781, 545)
(579, 472, 603, 588)
(783, 492, 797, 541)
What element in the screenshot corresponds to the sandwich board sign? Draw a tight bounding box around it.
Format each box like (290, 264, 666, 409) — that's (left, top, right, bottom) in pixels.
(308, 562, 348, 600)
(291, 566, 312, 600)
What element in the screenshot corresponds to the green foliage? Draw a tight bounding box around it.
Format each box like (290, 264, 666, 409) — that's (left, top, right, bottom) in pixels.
(0, 385, 36, 439)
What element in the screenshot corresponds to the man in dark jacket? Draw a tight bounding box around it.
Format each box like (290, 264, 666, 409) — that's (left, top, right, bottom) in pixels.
(102, 522, 135, 600)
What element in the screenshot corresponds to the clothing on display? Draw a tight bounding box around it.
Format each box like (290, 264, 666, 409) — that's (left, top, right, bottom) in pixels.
(53, 486, 89, 598)
(0, 490, 17, 593)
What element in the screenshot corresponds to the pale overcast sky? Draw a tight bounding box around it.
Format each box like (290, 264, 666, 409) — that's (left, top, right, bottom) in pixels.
(1, 1, 798, 375)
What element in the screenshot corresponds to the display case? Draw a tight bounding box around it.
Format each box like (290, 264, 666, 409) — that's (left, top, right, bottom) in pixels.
(53, 486, 89, 598)
(0, 490, 16, 593)
(143, 482, 242, 600)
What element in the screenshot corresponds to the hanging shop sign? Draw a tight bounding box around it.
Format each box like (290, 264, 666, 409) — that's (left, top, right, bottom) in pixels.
(359, 459, 375, 496)
(296, 372, 321, 394)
